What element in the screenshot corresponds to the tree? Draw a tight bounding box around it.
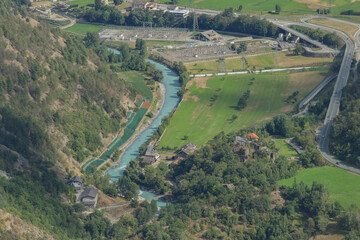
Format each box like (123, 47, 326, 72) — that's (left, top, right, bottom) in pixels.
(239, 42, 247, 52)
(222, 8, 234, 18)
(238, 5, 243, 12)
(275, 4, 281, 13)
(171, 0, 179, 5)
(113, 0, 123, 5)
(84, 32, 100, 48)
(95, 0, 103, 10)
(293, 45, 304, 55)
(118, 176, 139, 200)
(339, 204, 360, 231)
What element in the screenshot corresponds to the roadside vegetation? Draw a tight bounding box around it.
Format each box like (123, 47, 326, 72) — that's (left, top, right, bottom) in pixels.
(330, 78, 360, 167)
(290, 25, 344, 48)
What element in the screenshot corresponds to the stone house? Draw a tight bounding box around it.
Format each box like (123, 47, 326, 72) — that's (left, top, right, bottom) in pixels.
(68, 176, 83, 191)
(79, 187, 98, 208)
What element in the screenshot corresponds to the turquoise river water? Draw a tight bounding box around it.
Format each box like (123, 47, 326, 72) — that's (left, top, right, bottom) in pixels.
(106, 59, 181, 207)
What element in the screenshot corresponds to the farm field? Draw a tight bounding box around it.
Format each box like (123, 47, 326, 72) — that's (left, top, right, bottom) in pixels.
(117, 71, 153, 99)
(158, 70, 328, 148)
(64, 23, 104, 35)
(309, 18, 359, 38)
(185, 52, 334, 74)
(273, 138, 298, 158)
(278, 166, 360, 208)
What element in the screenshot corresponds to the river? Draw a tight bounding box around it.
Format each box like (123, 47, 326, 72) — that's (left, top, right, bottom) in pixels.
(106, 59, 181, 207)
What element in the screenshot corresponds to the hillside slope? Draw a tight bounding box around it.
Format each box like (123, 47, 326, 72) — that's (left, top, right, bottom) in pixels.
(0, 4, 136, 174)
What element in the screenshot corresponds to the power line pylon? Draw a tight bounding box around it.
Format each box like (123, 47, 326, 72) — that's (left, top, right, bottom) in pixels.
(218, 57, 226, 72)
(189, 0, 199, 31)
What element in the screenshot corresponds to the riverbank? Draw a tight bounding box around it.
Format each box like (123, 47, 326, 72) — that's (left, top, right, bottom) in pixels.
(106, 81, 166, 173)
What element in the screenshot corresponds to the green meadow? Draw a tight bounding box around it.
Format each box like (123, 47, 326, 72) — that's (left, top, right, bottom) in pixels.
(158, 70, 328, 148)
(273, 138, 298, 159)
(278, 166, 360, 208)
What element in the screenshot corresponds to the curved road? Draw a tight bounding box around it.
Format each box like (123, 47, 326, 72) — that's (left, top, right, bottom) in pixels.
(271, 16, 360, 174)
(303, 16, 360, 174)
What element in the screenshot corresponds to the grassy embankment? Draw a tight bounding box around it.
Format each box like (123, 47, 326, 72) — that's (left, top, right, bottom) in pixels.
(185, 52, 334, 74)
(332, 15, 360, 24)
(309, 18, 359, 38)
(278, 166, 360, 208)
(158, 70, 329, 148)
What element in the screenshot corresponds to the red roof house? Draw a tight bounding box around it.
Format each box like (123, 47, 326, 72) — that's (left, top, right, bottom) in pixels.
(248, 133, 259, 140)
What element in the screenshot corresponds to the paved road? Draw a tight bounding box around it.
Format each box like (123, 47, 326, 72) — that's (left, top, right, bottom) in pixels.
(298, 74, 337, 109)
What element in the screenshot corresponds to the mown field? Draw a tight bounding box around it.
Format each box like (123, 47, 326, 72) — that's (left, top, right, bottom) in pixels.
(158, 70, 328, 148)
(185, 52, 334, 75)
(278, 166, 360, 208)
(156, 0, 359, 14)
